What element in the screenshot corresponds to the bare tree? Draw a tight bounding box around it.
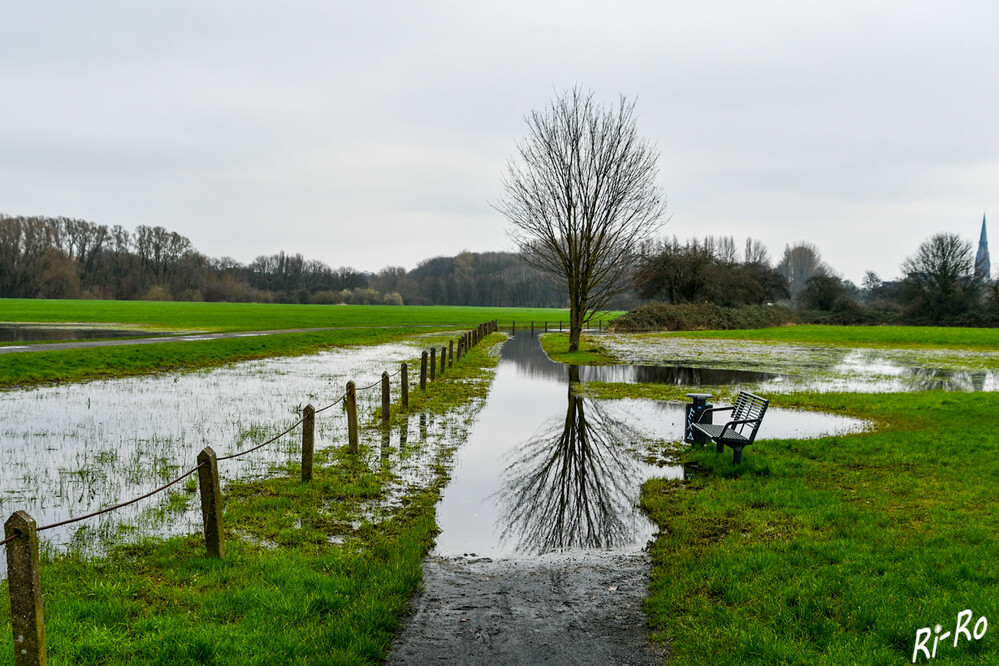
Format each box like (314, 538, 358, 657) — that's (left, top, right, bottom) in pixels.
(777, 242, 831, 303)
(900, 232, 982, 323)
(496, 87, 666, 351)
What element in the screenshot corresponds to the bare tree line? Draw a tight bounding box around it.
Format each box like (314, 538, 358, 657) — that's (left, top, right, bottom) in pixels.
(0, 214, 566, 307)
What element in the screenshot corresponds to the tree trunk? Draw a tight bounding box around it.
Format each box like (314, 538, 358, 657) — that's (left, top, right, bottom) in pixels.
(568, 300, 584, 352)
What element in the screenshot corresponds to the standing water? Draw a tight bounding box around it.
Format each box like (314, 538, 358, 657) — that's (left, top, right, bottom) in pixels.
(432, 333, 866, 558)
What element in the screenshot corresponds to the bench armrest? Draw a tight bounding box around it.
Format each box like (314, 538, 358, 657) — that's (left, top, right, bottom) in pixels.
(695, 405, 734, 423)
(719, 417, 763, 440)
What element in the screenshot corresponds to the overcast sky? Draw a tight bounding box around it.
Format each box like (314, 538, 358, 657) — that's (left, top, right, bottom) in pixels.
(2, 1, 997, 284)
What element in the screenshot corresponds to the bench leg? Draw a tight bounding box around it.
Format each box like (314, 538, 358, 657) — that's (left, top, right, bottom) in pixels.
(716, 440, 724, 454)
(732, 446, 743, 464)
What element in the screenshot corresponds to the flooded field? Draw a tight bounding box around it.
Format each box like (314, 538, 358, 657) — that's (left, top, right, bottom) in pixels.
(432, 334, 866, 559)
(0, 323, 168, 342)
(600, 334, 999, 393)
(0, 340, 465, 572)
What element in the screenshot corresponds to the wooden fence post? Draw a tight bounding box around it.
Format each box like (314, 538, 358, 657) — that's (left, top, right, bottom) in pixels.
(512, 320, 515, 334)
(448, 340, 454, 368)
(5, 511, 47, 666)
(440, 346, 446, 375)
(401, 362, 409, 409)
(420, 351, 428, 390)
(346, 381, 359, 454)
(381, 371, 390, 425)
(302, 404, 315, 482)
(429, 347, 436, 381)
(531, 320, 534, 333)
(197, 446, 224, 558)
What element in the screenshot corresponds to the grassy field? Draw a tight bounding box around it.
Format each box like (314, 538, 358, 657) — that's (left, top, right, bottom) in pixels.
(0, 299, 617, 388)
(0, 332, 505, 665)
(0, 298, 608, 333)
(615, 327, 999, 664)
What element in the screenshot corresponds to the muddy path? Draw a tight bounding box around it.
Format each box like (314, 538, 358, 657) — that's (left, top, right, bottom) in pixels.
(388, 552, 667, 665)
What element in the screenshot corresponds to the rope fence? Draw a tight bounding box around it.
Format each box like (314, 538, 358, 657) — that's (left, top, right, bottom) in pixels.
(3, 320, 498, 665)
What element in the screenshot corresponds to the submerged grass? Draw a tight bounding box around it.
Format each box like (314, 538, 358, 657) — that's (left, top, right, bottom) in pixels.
(0, 333, 506, 665)
(0, 327, 422, 389)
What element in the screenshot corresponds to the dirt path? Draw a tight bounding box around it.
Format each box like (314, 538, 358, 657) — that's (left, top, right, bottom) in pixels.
(388, 551, 667, 665)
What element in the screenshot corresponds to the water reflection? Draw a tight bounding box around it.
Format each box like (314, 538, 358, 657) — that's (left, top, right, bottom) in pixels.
(495, 373, 651, 554)
(577, 364, 780, 385)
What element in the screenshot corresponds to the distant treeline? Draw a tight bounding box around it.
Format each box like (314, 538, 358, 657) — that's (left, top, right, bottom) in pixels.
(0, 214, 566, 307)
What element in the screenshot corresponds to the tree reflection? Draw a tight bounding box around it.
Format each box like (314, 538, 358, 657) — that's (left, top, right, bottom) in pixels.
(494, 367, 649, 554)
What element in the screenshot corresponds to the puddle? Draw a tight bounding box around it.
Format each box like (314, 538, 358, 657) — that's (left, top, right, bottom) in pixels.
(0, 323, 168, 342)
(0, 341, 437, 574)
(432, 334, 865, 559)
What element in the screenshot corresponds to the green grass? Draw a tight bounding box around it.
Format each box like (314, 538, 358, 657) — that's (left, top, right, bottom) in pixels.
(660, 324, 999, 350)
(0, 333, 506, 665)
(583, 322, 999, 664)
(0, 298, 599, 333)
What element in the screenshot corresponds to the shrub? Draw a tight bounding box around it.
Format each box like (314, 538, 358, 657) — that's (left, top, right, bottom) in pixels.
(610, 302, 798, 332)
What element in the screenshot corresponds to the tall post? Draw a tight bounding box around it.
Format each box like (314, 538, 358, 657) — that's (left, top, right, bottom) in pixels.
(381, 371, 391, 425)
(302, 404, 315, 482)
(5, 511, 47, 666)
(440, 346, 446, 375)
(512, 320, 515, 334)
(401, 362, 409, 409)
(197, 446, 224, 558)
(430, 347, 436, 381)
(346, 381, 359, 453)
(531, 320, 534, 333)
(448, 340, 454, 368)
(545, 321, 548, 332)
(420, 351, 428, 390)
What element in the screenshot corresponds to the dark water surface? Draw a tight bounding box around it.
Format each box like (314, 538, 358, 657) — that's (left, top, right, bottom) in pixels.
(0, 324, 163, 342)
(433, 334, 866, 559)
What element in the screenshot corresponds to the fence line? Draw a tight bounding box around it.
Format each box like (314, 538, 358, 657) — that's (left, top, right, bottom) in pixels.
(3, 321, 498, 665)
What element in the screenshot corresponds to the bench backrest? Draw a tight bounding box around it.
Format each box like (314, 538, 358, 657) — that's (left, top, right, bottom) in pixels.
(729, 391, 769, 444)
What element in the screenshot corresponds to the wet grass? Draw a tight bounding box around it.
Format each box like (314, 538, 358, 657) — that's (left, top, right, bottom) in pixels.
(588, 324, 999, 663)
(0, 334, 506, 665)
(538, 332, 618, 365)
(0, 327, 420, 389)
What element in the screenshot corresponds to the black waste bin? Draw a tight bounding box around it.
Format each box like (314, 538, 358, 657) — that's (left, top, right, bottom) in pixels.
(685, 393, 712, 445)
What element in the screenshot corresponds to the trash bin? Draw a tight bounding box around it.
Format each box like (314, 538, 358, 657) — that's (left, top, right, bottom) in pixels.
(685, 393, 712, 445)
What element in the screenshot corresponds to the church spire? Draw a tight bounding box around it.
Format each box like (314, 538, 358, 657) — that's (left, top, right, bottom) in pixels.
(976, 214, 990, 280)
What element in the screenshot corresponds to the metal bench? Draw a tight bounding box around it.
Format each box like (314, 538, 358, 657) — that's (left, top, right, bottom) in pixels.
(691, 391, 769, 464)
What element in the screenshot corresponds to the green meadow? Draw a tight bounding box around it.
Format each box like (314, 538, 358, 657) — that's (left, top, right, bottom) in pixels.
(0, 299, 616, 388)
(0, 298, 600, 333)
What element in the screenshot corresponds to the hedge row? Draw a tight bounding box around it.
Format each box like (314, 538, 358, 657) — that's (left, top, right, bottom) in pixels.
(609, 302, 798, 332)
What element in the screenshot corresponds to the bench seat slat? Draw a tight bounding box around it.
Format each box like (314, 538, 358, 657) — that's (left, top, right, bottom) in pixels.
(691, 424, 749, 444)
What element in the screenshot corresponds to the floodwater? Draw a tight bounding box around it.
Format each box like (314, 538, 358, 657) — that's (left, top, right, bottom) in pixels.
(600, 335, 999, 393)
(0, 324, 166, 342)
(0, 341, 434, 573)
(432, 334, 867, 559)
